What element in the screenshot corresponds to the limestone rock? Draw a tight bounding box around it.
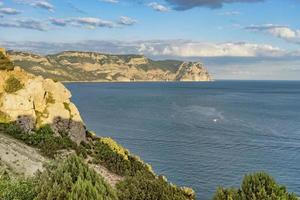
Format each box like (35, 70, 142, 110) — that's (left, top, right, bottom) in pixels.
(43, 79, 71, 102)
(0, 68, 86, 144)
(176, 62, 212, 82)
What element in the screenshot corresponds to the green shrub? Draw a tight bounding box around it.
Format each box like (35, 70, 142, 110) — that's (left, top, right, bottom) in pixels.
(92, 138, 154, 177)
(35, 155, 118, 200)
(5, 124, 76, 158)
(116, 172, 195, 200)
(4, 75, 23, 93)
(213, 188, 241, 200)
(213, 172, 297, 200)
(0, 172, 37, 200)
(0, 156, 118, 200)
(0, 52, 14, 71)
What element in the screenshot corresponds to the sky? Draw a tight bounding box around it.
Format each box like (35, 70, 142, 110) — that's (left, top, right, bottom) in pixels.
(0, 0, 300, 80)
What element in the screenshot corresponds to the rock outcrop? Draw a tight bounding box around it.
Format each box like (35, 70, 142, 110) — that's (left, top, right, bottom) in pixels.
(8, 51, 213, 82)
(0, 67, 86, 144)
(175, 62, 211, 82)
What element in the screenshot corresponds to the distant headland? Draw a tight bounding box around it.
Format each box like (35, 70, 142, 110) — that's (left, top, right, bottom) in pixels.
(7, 50, 212, 82)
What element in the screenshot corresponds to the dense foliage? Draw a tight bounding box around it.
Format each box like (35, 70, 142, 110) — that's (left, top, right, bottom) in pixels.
(0, 52, 14, 71)
(0, 172, 37, 200)
(0, 156, 117, 200)
(35, 155, 117, 200)
(1, 125, 196, 199)
(213, 172, 297, 200)
(4, 75, 23, 93)
(91, 137, 155, 177)
(4, 124, 76, 157)
(116, 172, 195, 200)
(1, 124, 299, 200)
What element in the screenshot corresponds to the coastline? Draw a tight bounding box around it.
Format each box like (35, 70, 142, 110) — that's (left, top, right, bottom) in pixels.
(62, 80, 214, 83)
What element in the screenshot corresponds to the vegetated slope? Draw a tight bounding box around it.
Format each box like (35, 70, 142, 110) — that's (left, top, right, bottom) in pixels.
(8, 51, 212, 82)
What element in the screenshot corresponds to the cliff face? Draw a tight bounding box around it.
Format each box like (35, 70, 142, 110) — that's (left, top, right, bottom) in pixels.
(8, 51, 212, 82)
(0, 67, 86, 144)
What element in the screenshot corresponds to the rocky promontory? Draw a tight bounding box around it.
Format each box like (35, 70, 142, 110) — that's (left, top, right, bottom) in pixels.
(0, 66, 86, 144)
(8, 51, 212, 82)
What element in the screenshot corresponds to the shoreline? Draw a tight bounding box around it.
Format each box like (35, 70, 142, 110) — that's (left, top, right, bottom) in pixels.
(62, 80, 214, 83)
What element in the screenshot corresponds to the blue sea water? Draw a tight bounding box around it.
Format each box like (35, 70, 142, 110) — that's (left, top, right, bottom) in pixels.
(66, 81, 300, 200)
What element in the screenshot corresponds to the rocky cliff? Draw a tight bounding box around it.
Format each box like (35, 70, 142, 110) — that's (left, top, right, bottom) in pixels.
(0, 67, 86, 144)
(8, 51, 212, 82)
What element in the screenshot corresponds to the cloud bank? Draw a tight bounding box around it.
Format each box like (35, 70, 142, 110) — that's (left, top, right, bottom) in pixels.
(0, 40, 294, 58)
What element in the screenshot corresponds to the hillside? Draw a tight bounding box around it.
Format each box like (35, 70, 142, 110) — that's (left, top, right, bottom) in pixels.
(0, 51, 196, 200)
(8, 51, 212, 82)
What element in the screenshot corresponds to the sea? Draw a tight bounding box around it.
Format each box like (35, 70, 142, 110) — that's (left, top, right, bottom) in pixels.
(65, 81, 300, 200)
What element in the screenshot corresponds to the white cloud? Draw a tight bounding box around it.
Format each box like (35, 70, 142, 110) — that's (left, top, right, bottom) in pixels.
(14, 0, 54, 12)
(0, 7, 21, 15)
(148, 2, 170, 12)
(219, 11, 241, 16)
(32, 1, 54, 11)
(0, 18, 47, 31)
(118, 16, 138, 26)
(49, 17, 115, 28)
(50, 16, 138, 29)
(49, 18, 67, 26)
(135, 40, 286, 57)
(245, 24, 300, 44)
(75, 17, 115, 28)
(101, 0, 119, 3)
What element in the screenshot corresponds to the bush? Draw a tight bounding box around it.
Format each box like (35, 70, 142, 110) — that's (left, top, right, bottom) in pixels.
(35, 155, 118, 200)
(92, 137, 154, 177)
(5, 124, 76, 158)
(213, 172, 297, 200)
(0, 156, 118, 200)
(0, 52, 14, 71)
(0, 172, 37, 200)
(213, 188, 241, 200)
(4, 75, 23, 93)
(116, 172, 196, 200)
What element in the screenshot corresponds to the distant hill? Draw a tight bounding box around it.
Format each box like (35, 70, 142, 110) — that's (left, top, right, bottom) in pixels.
(8, 51, 212, 82)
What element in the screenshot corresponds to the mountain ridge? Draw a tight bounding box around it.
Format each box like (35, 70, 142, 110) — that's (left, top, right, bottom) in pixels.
(8, 50, 212, 82)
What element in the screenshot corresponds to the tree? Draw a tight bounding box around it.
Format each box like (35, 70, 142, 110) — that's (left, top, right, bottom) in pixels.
(213, 172, 297, 200)
(35, 155, 118, 200)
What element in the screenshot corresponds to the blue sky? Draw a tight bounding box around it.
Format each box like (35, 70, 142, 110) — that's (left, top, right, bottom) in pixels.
(0, 0, 300, 80)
